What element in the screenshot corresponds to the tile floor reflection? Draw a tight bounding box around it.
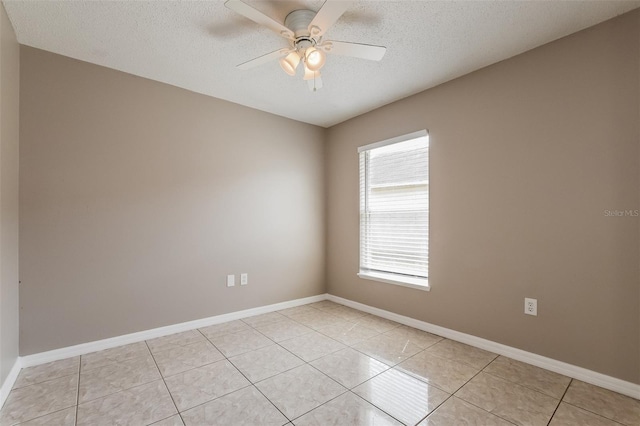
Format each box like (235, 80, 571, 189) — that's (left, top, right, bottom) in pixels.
(1, 300, 638, 425)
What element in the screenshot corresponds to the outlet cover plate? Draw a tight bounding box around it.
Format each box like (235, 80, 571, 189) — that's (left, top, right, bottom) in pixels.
(240, 273, 248, 286)
(226, 275, 235, 287)
(524, 298, 537, 316)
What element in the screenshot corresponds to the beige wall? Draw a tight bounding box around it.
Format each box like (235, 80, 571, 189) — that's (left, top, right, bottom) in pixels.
(0, 2, 20, 385)
(14, 8, 640, 385)
(19, 47, 325, 355)
(326, 11, 640, 384)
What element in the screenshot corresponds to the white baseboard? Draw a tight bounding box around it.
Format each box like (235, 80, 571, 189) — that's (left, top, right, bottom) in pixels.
(14, 292, 640, 401)
(0, 358, 22, 409)
(327, 294, 640, 400)
(20, 293, 327, 369)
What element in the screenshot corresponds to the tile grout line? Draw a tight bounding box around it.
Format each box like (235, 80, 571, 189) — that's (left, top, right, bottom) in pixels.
(3, 406, 76, 426)
(208, 315, 318, 422)
(546, 378, 573, 426)
(280, 337, 346, 361)
(412, 344, 498, 423)
(473, 355, 520, 425)
(557, 401, 629, 426)
(287, 388, 350, 423)
(243, 310, 367, 387)
(415, 397, 451, 426)
(195, 326, 292, 422)
(315, 326, 380, 346)
(66, 347, 160, 406)
(480, 355, 574, 400)
(311, 319, 382, 345)
(206, 307, 361, 423)
(397, 343, 463, 426)
(198, 325, 273, 361)
(397, 342, 463, 426)
(1, 360, 83, 425)
(555, 383, 630, 426)
(140, 331, 236, 384)
(348, 390, 409, 425)
(257, 318, 354, 423)
(481, 366, 570, 401)
(208, 305, 445, 425)
(79, 345, 151, 375)
(440, 355, 520, 426)
(218, 349, 291, 423)
(6, 370, 80, 392)
(75, 356, 81, 426)
(346, 331, 418, 368)
(231, 358, 304, 384)
(171, 382, 255, 421)
(6, 360, 80, 425)
(469, 355, 522, 423)
(303, 358, 401, 417)
(272, 312, 427, 425)
(143, 340, 185, 425)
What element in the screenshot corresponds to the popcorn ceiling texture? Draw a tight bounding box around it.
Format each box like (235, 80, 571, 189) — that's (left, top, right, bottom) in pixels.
(4, 0, 639, 127)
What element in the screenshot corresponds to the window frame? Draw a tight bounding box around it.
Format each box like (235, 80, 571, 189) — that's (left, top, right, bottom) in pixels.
(357, 130, 430, 291)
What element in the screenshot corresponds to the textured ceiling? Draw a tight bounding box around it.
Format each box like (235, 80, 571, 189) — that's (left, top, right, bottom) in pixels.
(4, 0, 640, 127)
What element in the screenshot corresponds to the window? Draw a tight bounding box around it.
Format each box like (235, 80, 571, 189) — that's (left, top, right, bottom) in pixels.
(358, 130, 429, 290)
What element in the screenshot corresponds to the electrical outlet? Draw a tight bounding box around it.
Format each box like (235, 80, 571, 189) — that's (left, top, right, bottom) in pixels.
(240, 273, 248, 286)
(524, 298, 537, 316)
(226, 274, 235, 287)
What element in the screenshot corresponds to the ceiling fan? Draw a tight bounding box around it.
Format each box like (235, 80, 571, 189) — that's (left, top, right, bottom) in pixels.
(225, 0, 386, 91)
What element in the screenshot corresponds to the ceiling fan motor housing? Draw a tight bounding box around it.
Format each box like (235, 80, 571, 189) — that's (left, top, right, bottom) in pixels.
(285, 9, 318, 40)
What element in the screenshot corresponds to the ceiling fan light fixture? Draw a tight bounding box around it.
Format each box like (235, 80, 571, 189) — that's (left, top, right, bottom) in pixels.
(303, 65, 320, 81)
(279, 51, 300, 76)
(226, 0, 387, 91)
(304, 47, 325, 71)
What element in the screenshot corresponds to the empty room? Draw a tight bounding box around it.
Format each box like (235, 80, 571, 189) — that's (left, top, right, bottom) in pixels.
(0, 0, 638, 425)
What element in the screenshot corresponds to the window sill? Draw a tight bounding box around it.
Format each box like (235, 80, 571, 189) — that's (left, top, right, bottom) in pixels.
(357, 271, 430, 292)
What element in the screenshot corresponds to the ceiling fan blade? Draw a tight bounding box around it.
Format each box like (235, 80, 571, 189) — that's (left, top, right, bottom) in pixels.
(307, 75, 323, 92)
(308, 1, 352, 38)
(318, 41, 386, 61)
(237, 48, 291, 70)
(225, 0, 294, 40)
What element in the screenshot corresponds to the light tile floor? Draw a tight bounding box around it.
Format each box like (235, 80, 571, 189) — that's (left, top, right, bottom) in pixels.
(1, 300, 639, 425)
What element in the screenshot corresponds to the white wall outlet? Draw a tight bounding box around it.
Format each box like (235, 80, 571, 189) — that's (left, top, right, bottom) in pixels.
(524, 298, 537, 316)
(226, 274, 235, 287)
(240, 273, 248, 286)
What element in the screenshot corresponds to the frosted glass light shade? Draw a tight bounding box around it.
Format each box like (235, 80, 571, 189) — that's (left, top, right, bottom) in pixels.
(305, 47, 325, 71)
(303, 65, 321, 81)
(279, 52, 300, 76)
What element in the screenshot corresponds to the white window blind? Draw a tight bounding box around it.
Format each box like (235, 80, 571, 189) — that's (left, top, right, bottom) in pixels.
(359, 131, 429, 287)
